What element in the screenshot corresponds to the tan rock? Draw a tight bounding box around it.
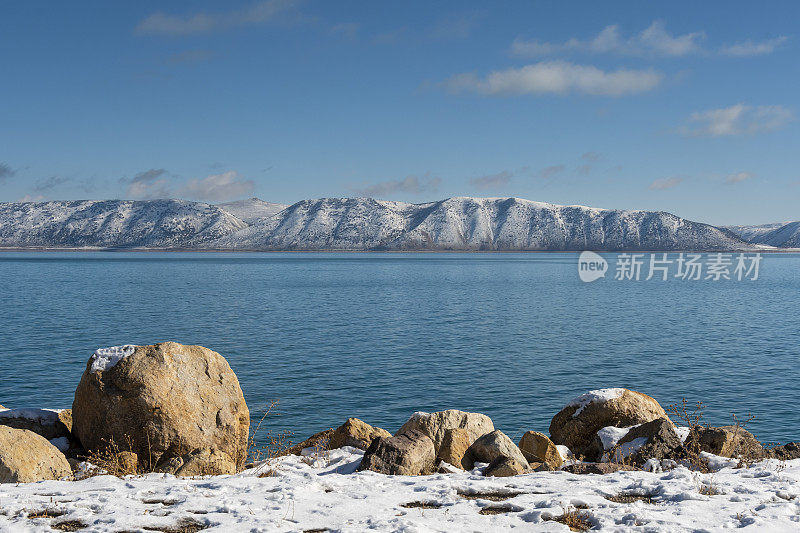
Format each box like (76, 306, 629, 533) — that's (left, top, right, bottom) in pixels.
(518, 431, 563, 470)
(396, 410, 493, 456)
(0, 408, 73, 440)
(437, 428, 472, 469)
(357, 429, 436, 475)
(287, 418, 391, 456)
(689, 425, 765, 459)
(72, 342, 250, 470)
(464, 430, 529, 470)
(549, 389, 666, 460)
(155, 448, 236, 477)
(483, 455, 529, 477)
(0, 426, 72, 483)
(330, 418, 391, 450)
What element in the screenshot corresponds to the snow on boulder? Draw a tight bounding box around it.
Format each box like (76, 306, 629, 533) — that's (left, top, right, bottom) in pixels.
(603, 418, 683, 466)
(357, 429, 436, 475)
(0, 426, 72, 483)
(72, 342, 250, 470)
(395, 409, 494, 458)
(0, 408, 72, 441)
(549, 388, 667, 460)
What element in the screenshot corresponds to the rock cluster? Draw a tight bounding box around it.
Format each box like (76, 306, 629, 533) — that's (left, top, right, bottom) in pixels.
(1, 352, 791, 484)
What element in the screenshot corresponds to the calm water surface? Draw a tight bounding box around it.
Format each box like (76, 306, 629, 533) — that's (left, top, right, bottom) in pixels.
(0, 252, 798, 445)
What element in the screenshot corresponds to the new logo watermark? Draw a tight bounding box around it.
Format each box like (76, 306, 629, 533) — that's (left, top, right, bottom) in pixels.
(578, 252, 762, 282)
(578, 251, 608, 282)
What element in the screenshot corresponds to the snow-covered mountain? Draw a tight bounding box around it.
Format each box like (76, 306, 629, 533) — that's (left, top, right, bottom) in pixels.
(725, 221, 800, 248)
(0, 196, 751, 251)
(209, 197, 750, 251)
(0, 199, 247, 248)
(216, 198, 287, 224)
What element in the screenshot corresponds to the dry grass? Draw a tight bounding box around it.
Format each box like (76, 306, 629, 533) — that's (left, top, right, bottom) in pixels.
(401, 501, 442, 509)
(143, 518, 208, 533)
(25, 508, 65, 519)
(667, 399, 710, 473)
(80, 436, 140, 478)
(248, 400, 295, 476)
(478, 504, 519, 515)
(546, 506, 593, 531)
(605, 493, 658, 504)
(52, 520, 88, 532)
(457, 490, 523, 501)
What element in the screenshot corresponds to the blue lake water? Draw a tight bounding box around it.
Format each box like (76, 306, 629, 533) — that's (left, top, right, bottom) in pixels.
(0, 252, 798, 446)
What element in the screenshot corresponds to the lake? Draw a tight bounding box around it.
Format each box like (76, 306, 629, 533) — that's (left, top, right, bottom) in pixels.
(0, 252, 798, 446)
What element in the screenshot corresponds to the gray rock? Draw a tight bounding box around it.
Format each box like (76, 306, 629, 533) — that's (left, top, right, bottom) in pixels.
(357, 429, 436, 475)
(464, 430, 529, 470)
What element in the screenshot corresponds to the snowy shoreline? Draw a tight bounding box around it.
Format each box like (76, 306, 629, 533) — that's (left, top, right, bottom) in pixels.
(1, 447, 799, 532)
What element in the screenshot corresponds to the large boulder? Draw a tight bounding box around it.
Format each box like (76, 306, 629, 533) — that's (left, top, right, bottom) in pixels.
(72, 342, 250, 470)
(608, 418, 683, 466)
(550, 388, 666, 460)
(357, 429, 435, 475)
(396, 410, 493, 456)
(518, 431, 563, 470)
(464, 430, 528, 470)
(0, 426, 72, 483)
(437, 428, 472, 469)
(689, 425, 765, 460)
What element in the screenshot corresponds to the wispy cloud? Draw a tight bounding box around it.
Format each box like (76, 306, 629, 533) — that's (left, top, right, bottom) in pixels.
(719, 36, 788, 57)
(124, 168, 172, 199)
(681, 104, 794, 137)
(443, 61, 662, 97)
(511, 21, 786, 58)
(469, 170, 512, 190)
(725, 171, 754, 184)
(351, 174, 441, 197)
(32, 176, 69, 192)
(0, 162, 15, 183)
(538, 165, 565, 179)
(136, 0, 298, 36)
(180, 170, 255, 202)
(649, 177, 683, 190)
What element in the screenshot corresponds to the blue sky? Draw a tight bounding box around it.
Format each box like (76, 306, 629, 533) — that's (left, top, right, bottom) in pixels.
(1, 0, 797, 225)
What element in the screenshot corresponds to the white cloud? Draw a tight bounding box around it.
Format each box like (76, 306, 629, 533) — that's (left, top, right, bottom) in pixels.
(649, 177, 683, 190)
(511, 21, 785, 58)
(725, 171, 753, 184)
(125, 168, 172, 199)
(443, 61, 662, 97)
(469, 171, 512, 190)
(180, 171, 255, 202)
(719, 36, 788, 57)
(351, 174, 441, 197)
(682, 104, 794, 137)
(136, 0, 297, 36)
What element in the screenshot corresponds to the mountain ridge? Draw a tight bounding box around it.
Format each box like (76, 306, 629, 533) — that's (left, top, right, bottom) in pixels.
(0, 196, 753, 251)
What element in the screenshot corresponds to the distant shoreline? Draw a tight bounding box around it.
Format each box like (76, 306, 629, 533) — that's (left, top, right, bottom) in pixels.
(0, 247, 794, 254)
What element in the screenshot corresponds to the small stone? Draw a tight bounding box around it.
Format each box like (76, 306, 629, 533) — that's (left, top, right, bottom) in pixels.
(484, 455, 529, 477)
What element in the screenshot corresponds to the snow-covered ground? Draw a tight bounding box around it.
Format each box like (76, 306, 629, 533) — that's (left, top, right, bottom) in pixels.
(1, 448, 799, 532)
